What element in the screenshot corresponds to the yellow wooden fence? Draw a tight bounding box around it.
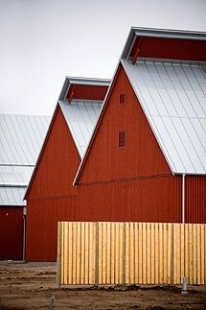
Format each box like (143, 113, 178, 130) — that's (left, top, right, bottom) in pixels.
(57, 222, 206, 285)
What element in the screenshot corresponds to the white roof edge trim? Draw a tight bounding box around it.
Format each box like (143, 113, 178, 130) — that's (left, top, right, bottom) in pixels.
(67, 77, 110, 86)
(69, 99, 104, 104)
(175, 172, 206, 176)
(121, 59, 175, 175)
(73, 161, 82, 186)
(0, 184, 27, 187)
(131, 57, 206, 66)
(0, 163, 35, 167)
(134, 28, 206, 40)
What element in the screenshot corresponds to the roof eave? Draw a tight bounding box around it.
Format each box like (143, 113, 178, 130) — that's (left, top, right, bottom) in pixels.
(0, 184, 27, 188)
(122, 27, 206, 59)
(59, 77, 110, 101)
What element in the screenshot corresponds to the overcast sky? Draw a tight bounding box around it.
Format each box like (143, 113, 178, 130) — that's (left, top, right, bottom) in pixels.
(0, 0, 206, 116)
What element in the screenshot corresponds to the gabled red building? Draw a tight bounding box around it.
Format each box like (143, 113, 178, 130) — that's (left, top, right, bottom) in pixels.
(75, 28, 206, 224)
(0, 114, 50, 261)
(26, 28, 206, 262)
(25, 77, 109, 261)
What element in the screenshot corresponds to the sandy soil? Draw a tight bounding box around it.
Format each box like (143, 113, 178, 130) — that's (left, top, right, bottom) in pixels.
(0, 262, 206, 310)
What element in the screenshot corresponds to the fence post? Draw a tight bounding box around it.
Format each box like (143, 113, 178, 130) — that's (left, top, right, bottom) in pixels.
(95, 222, 99, 285)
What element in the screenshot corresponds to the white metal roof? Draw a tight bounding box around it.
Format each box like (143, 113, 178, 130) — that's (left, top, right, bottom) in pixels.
(0, 165, 33, 186)
(0, 187, 26, 206)
(0, 114, 51, 205)
(122, 59, 206, 175)
(0, 114, 51, 165)
(59, 100, 102, 157)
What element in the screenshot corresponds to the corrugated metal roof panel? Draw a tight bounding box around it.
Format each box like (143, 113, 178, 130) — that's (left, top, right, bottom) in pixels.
(0, 186, 26, 206)
(0, 165, 33, 185)
(0, 114, 51, 205)
(0, 114, 51, 165)
(123, 59, 206, 175)
(59, 100, 102, 157)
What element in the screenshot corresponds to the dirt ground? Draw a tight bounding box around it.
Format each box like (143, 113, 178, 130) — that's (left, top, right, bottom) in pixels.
(0, 262, 206, 310)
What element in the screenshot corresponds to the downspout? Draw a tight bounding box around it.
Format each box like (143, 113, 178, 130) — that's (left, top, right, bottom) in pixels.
(182, 174, 185, 224)
(23, 206, 27, 262)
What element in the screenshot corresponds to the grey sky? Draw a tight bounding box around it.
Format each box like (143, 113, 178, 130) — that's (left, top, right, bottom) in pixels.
(0, 0, 206, 116)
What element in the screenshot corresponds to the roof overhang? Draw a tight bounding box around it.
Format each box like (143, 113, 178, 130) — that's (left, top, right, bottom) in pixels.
(59, 77, 110, 102)
(122, 27, 206, 62)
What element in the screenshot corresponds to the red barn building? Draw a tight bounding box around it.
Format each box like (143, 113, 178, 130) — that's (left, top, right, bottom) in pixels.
(25, 77, 110, 261)
(75, 28, 206, 224)
(25, 28, 206, 262)
(0, 114, 50, 260)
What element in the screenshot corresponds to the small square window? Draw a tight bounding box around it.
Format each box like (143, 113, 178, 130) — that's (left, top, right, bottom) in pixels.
(119, 93, 125, 104)
(119, 131, 126, 148)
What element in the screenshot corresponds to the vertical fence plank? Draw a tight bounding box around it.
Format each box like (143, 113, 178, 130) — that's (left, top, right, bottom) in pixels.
(154, 223, 159, 283)
(184, 224, 188, 282)
(167, 223, 172, 284)
(114, 223, 119, 283)
(130, 223, 135, 284)
(200, 225, 205, 284)
(163, 224, 167, 283)
(138, 223, 143, 283)
(102, 222, 107, 284)
(63, 222, 68, 285)
(188, 224, 193, 284)
(145, 223, 150, 284)
(90, 222, 96, 284)
(180, 224, 185, 283)
(98, 222, 103, 284)
(159, 223, 163, 284)
(134, 223, 139, 284)
(117, 223, 125, 284)
(110, 223, 115, 284)
(196, 224, 201, 284)
(125, 222, 129, 283)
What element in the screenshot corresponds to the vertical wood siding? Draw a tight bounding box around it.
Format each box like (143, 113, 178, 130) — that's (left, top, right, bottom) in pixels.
(26, 197, 77, 261)
(185, 176, 206, 223)
(57, 222, 206, 285)
(77, 176, 181, 222)
(28, 108, 80, 199)
(0, 207, 23, 260)
(79, 66, 171, 184)
(26, 108, 80, 261)
(77, 66, 181, 223)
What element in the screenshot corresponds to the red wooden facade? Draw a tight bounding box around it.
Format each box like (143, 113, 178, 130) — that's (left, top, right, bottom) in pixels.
(77, 66, 182, 222)
(26, 108, 80, 261)
(0, 207, 23, 260)
(185, 176, 206, 223)
(26, 81, 109, 261)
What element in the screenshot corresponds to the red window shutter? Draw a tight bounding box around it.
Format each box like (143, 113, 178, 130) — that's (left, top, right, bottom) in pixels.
(119, 131, 126, 148)
(119, 93, 125, 104)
